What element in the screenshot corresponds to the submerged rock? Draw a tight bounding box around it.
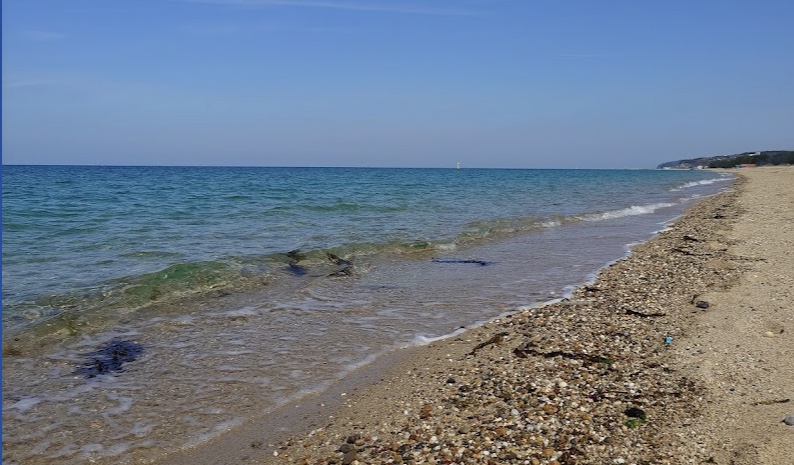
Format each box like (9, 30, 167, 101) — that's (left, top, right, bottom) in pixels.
(286, 263, 308, 276)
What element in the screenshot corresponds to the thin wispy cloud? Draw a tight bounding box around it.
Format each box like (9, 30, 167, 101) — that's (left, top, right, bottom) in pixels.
(21, 30, 66, 41)
(173, 0, 476, 16)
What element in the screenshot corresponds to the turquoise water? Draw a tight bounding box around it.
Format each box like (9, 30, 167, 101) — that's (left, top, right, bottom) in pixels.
(3, 165, 726, 333)
(1, 165, 730, 464)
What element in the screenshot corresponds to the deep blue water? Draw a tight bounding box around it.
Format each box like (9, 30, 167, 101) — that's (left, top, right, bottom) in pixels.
(1, 165, 731, 464)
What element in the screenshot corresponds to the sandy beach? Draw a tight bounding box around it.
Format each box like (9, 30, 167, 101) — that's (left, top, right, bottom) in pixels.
(162, 167, 793, 465)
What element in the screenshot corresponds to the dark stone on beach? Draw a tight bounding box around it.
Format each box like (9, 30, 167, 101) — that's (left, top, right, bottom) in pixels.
(338, 443, 355, 453)
(446, 377, 456, 384)
(75, 340, 144, 378)
(624, 407, 647, 420)
(695, 301, 710, 309)
(783, 414, 794, 426)
(432, 259, 492, 266)
(341, 450, 358, 465)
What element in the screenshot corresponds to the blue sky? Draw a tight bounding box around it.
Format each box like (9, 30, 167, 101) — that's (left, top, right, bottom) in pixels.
(2, 0, 793, 168)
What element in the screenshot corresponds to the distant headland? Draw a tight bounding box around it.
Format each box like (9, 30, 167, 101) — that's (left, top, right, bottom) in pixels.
(657, 150, 794, 169)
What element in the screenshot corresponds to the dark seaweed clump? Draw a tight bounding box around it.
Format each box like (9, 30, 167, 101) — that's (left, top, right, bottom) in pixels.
(75, 340, 144, 378)
(432, 259, 492, 266)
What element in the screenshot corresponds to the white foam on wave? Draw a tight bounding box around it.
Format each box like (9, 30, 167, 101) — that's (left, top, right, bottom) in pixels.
(9, 397, 42, 412)
(406, 326, 472, 347)
(578, 202, 677, 222)
(670, 177, 730, 191)
(130, 421, 156, 438)
(434, 242, 458, 252)
(217, 306, 260, 318)
(181, 418, 245, 448)
(104, 441, 133, 457)
(103, 392, 134, 416)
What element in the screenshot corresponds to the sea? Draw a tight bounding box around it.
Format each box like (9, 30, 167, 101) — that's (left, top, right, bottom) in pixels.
(1, 165, 732, 464)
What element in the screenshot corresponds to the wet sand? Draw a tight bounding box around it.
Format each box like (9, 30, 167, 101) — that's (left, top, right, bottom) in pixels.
(161, 166, 793, 465)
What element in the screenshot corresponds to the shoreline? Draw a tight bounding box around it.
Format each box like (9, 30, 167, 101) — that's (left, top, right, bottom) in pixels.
(162, 167, 792, 465)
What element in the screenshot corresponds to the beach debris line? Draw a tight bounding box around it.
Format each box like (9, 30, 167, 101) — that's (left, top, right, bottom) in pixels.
(625, 308, 667, 318)
(74, 339, 144, 378)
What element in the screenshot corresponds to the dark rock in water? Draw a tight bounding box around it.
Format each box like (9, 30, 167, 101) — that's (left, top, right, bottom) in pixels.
(75, 340, 144, 378)
(284, 249, 311, 275)
(327, 252, 351, 267)
(432, 259, 492, 266)
(328, 266, 353, 277)
(285, 249, 306, 262)
(695, 301, 710, 309)
(327, 252, 353, 276)
(286, 263, 308, 276)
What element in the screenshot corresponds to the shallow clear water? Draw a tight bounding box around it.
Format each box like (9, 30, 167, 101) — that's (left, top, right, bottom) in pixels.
(1, 166, 730, 464)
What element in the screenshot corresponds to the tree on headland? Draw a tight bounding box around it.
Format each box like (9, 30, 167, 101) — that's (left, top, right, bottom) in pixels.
(657, 151, 794, 169)
(706, 151, 794, 168)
